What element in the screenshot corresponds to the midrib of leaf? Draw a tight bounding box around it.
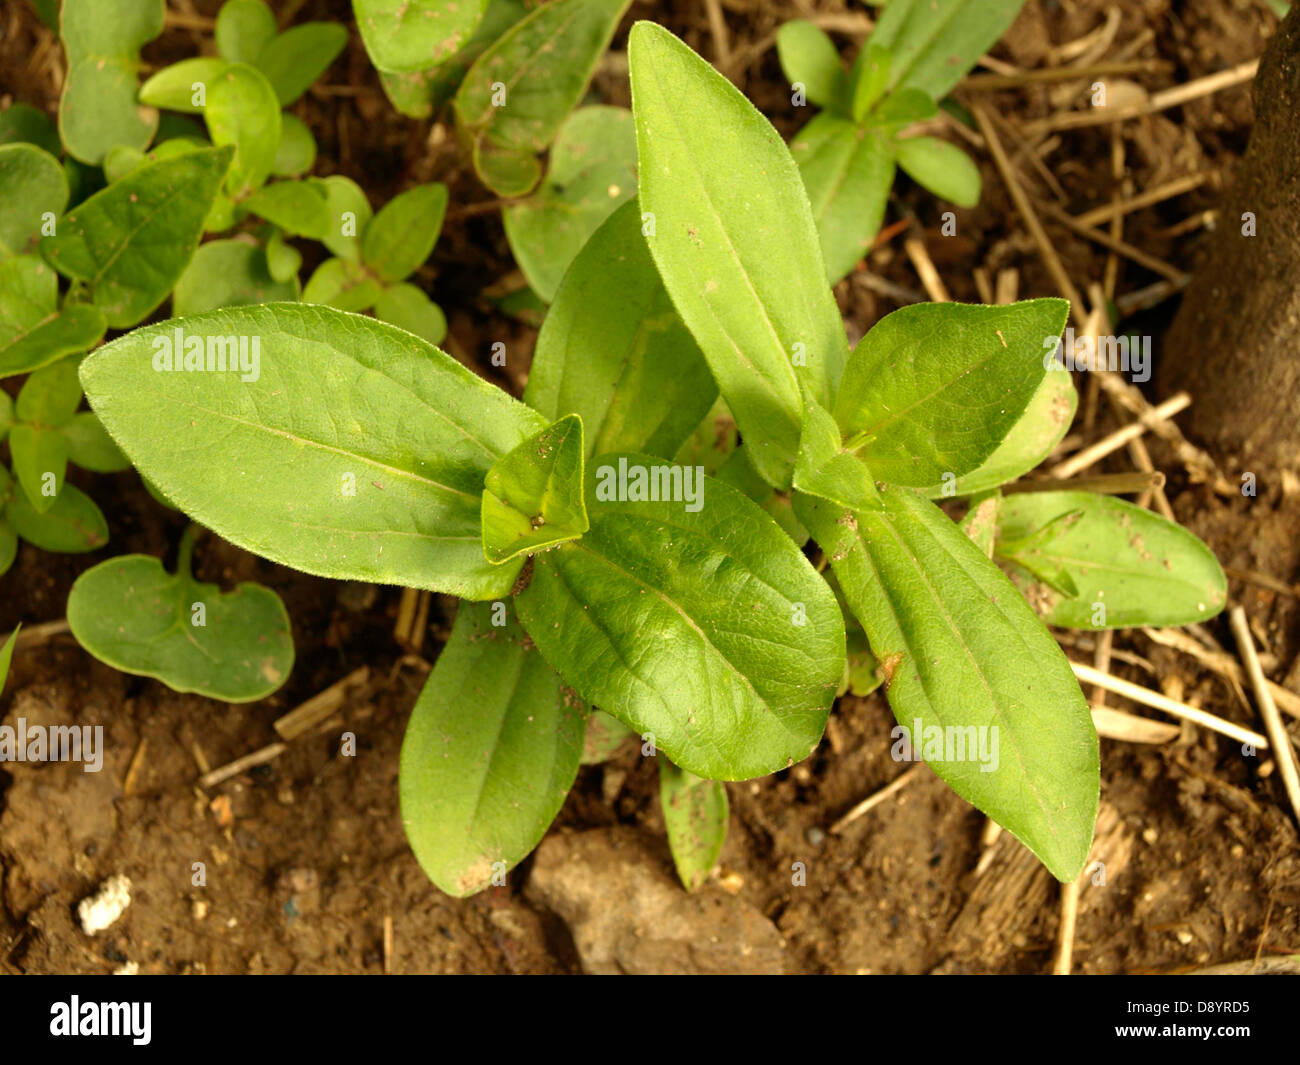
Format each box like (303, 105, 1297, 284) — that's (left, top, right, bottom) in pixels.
(1010, 546, 1210, 588)
(641, 57, 802, 416)
(886, 1, 968, 93)
(855, 503, 1062, 847)
(171, 398, 481, 502)
(458, 637, 532, 845)
(469, 6, 580, 135)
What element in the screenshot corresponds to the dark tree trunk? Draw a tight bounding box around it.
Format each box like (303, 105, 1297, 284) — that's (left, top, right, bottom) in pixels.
(1158, 6, 1300, 471)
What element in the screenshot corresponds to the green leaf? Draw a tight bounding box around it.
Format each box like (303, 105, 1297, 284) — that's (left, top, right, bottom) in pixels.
(526, 201, 718, 462)
(61, 411, 130, 472)
(399, 599, 585, 897)
(848, 44, 891, 121)
(481, 414, 589, 564)
(254, 22, 349, 106)
(776, 21, 847, 111)
(0, 102, 62, 157)
(204, 63, 282, 198)
(0, 304, 105, 378)
(215, 0, 278, 64)
(0, 519, 14, 577)
(272, 114, 317, 177)
(67, 542, 294, 702)
(896, 136, 981, 208)
(797, 484, 1098, 881)
(793, 391, 879, 511)
(172, 239, 298, 315)
(40, 147, 233, 328)
(0, 389, 11, 441)
(0, 624, 16, 694)
(0, 254, 56, 351)
(264, 228, 301, 283)
(312, 175, 372, 261)
(869, 0, 1028, 100)
(103, 145, 149, 184)
(791, 115, 894, 286)
(515, 455, 845, 780)
(659, 760, 728, 891)
(6, 480, 108, 552)
(865, 87, 938, 132)
(58, 0, 165, 165)
(242, 180, 330, 239)
(139, 57, 233, 114)
(926, 367, 1077, 498)
(454, 0, 631, 196)
(996, 492, 1228, 629)
(356, 0, 491, 74)
(0, 144, 68, 257)
(629, 22, 848, 489)
(833, 299, 1069, 487)
(17, 355, 82, 425)
(503, 106, 637, 303)
(373, 282, 447, 346)
(80, 303, 548, 597)
(302, 256, 382, 312)
(10, 425, 69, 512)
(713, 444, 809, 546)
(361, 182, 448, 284)
(581, 709, 634, 764)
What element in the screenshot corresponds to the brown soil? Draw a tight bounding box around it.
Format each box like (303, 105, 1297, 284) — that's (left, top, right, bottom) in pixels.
(2, 0, 1299, 975)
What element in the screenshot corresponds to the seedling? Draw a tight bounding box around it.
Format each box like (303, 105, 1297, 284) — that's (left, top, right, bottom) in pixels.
(778, 0, 1027, 281)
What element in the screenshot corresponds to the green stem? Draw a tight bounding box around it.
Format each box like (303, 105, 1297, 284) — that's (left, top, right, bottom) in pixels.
(176, 524, 200, 579)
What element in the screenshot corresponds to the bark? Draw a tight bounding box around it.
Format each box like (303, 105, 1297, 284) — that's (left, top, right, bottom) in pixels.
(1158, 6, 1300, 471)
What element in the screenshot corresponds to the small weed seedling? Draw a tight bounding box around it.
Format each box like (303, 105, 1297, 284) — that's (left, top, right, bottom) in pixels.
(78, 24, 1226, 895)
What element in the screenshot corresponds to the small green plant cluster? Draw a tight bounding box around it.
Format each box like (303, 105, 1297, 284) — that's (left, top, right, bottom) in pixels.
(779, 0, 1026, 283)
(2, 1, 1228, 897)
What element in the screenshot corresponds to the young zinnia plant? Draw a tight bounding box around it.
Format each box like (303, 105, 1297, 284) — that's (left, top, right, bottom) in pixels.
(77, 22, 1225, 895)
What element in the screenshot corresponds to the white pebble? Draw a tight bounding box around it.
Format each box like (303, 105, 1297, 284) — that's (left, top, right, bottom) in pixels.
(78, 875, 132, 936)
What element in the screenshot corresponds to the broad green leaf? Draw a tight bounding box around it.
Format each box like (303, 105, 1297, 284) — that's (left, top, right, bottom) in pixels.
(581, 709, 634, 764)
(776, 21, 846, 111)
(502, 106, 637, 303)
(660, 760, 728, 891)
(791, 114, 894, 285)
(868, 0, 1028, 100)
(374, 282, 447, 346)
(6, 481, 108, 552)
(481, 414, 589, 564)
(204, 64, 282, 197)
(242, 180, 330, 239)
(10, 425, 69, 512)
(0, 625, 16, 693)
(399, 599, 585, 897)
(376, 0, 530, 119)
(264, 228, 301, 283)
(848, 44, 891, 121)
(312, 175, 372, 261)
(0, 254, 56, 349)
(0, 144, 68, 257)
(896, 136, 981, 208)
(713, 444, 809, 546)
(40, 147, 233, 328)
(361, 182, 448, 283)
(272, 114, 317, 177)
(833, 299, 1069, 487)
(0, 262, 105, 378)
(139, 58, 233, 114)
(630, 22, 849, 489)
(103, 145, 149, 184)
(173, 239, 298, 315)
(926, 367, 1077, 498)
(356, 0, 491, 74)
(455, 0, 631, 196)
(0, 103, 62, 157)
(255, 23, 349, 106)
(792, 392, 879, 511)
(80, 303, 548, 597)
(515, 456, 845, 780)
(67, 548, 294, 702)
(302, 256, 382, 312)
(58, 0, 165, 164)
(215, 0, 278, 64)
(16, 355, 82, 425)
(996, 492, 1228, 629)
(797, 485, 1098, 881)
(526, 201, 718, 462)
(61, 412, 130, 472)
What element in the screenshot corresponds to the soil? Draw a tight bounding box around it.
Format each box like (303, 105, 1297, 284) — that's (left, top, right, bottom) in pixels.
(2, 0, 1299, 975)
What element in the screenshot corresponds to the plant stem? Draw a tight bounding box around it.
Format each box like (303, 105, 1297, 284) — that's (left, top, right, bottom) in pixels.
(176, 524, 200, 579)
